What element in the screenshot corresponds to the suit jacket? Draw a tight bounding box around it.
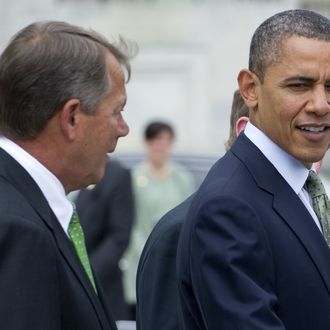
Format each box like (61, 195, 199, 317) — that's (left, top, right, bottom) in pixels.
(177, 134, 330, 330)
(0, 148, 117, 330)
(76, 160, 134, 320)
(136, 194, 194, 330)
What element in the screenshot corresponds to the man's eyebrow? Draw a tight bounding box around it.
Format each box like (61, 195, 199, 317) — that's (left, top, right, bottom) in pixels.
(116, 97, 127, 111)
(282, 76, 316, 84)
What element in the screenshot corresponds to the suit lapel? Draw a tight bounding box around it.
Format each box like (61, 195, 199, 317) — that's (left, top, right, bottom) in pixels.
(231, 135, 330, 294)
(273, 188, 330, 294)
(0, 148, 113, 329)
(51, 213, 115, 328)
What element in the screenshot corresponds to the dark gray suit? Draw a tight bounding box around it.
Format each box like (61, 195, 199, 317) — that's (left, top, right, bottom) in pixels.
(0, 148, 117, 329)
(136, 195, 194, 330)
(76, 160, 134, 320)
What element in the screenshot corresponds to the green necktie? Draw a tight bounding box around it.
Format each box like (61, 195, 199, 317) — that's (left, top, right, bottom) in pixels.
(68, 209, 97, 292)
(304, 170, 330, 248)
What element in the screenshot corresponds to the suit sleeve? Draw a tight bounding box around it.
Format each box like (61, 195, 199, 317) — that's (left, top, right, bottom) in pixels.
(0, 215, 60, 329)
(137, 221, 182, 330)
(90, 168, 134, 276)
(188, 195, 286, 330)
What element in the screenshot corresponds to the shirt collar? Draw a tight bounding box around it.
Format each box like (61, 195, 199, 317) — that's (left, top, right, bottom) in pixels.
(0, 136, 73, 233)
(244, 122, 310, 194)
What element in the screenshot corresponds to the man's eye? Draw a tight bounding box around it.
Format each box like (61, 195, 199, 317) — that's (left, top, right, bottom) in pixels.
(113, 111, 122, 117)
(287, 83, 309, 91)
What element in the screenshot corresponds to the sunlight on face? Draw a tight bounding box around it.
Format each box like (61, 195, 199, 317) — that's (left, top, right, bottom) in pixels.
(252, 36, 330, 168)
(75, 52, 129, 188)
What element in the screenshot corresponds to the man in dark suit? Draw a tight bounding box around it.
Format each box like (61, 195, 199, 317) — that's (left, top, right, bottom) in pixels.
(77, 160, 135, 320)
(0, 21, 134, 329)
(177, 9, 330, 329)
(136, 90, 249, 330)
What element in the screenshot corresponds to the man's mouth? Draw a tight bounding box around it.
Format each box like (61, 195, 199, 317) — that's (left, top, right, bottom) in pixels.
(298, 125, 329, 133)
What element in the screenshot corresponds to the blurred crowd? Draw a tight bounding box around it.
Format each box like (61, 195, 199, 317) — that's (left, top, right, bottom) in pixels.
(75, 120, 195, 321)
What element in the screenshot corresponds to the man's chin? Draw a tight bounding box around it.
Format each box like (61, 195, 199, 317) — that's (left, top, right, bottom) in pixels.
(97, 165, 107, 182)
(88, 165, 107, 187)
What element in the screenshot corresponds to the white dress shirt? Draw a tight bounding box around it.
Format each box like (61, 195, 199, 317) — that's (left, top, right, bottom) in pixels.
(0, 136, 73, 235)
(244, 122, 322, 232)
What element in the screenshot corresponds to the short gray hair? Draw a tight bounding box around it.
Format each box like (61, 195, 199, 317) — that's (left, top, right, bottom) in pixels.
(249, 9, 330, 81)
(0, 21, 134, 139)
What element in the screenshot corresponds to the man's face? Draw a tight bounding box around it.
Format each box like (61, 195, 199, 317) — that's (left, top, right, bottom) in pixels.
(252, 36, 330, 168)
(146, 131, 173, 167)
(76, 52, 129, 186)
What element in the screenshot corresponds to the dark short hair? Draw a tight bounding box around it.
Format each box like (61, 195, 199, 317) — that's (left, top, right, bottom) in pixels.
(225, 90, 249, 150)
(144, 121, 175, 141)
(249, 9, 330, 81)
(0, 21, 135, 140)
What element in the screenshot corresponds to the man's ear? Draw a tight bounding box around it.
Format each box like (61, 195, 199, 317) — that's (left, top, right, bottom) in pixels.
(59, 99, 81, 141)
(235, 116, 249, 136)
(237, 69, 259, 111)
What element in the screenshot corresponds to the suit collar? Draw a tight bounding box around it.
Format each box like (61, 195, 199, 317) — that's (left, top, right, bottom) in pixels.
(0, 148, 114, 329)
(231, 135, 330, 295)
(0, 147, 55, 230)
(244, 123, 309, 194)
(0, 137, 72, 233)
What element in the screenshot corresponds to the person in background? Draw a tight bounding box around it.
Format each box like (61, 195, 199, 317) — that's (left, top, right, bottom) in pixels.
(122, 120, 195, 319)
(177, 9, 330, 329)
(136, 89, 249, 330)
(76, 159, 135, 321)
(0, 21, 133, 329)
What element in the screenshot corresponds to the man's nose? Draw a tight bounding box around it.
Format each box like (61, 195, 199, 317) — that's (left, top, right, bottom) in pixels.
(118, 116, 129, 137)
(307, 87, 330, 116)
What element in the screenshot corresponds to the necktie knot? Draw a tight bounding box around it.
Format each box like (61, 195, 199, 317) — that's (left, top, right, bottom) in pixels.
(304, 170, 330, 248)
(70, 210, 79, 224)
(304, 170, 327, 198)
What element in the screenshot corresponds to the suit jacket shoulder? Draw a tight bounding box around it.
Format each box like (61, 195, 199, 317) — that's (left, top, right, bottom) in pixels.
(0, 148, 116, 329)
(177, 134, 330, 330)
